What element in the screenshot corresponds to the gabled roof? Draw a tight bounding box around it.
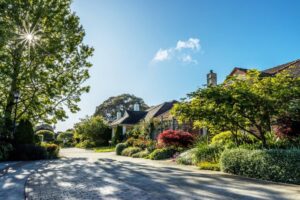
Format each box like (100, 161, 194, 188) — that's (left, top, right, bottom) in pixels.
(228, 67, 248, 76)
(228, 59, 300, 78)
(262, 59, 300, 77)
(144, 100, 177, 121)
(110, 100, 177, 127)
(110, 110, 146, 126)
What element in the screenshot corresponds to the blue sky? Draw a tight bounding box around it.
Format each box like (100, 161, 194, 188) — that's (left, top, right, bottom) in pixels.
(56, 0, 300, 131)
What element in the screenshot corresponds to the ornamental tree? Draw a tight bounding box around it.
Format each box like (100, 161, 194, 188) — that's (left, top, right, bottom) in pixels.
(173, 69, 300, 147)
(0, 0, 93, 137)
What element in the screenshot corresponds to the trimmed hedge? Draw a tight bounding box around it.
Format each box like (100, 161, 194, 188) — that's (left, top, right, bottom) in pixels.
(11, 144, 48, 160)
(116, 143, 127, 155)
(121, 147, 142, 157)
(149, 148, 176, 160)
(41, 143, 60, 159)
(220, 148, 300, 184)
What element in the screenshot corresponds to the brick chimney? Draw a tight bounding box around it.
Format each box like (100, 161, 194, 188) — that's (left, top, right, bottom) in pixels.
(207, 70, 217, 86)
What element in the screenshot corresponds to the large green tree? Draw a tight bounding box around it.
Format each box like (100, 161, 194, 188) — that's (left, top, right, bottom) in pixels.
(173, 70, 300, 147)
(94, 94, 149, 122)
(0, 0, 93, 136)
(74, 116, 111, 147)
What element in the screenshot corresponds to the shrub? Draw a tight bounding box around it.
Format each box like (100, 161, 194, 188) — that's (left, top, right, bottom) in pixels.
(75, 140, 96, 148)
(112, 126, 123, 145)
(36, 130, 55, 142)
(14, 119, 35, 144)
(131, 150, 150, 158)
(194, 144, 224, 163)
(220, 148, 300, 184)
(149, 148, 177, 160)
(176, 148, 198, 165)
(11, 144, 48, 160)
(198, 162, 220, 171)
(41, 143, 60, 159)
(274, 115, 300, 138)
(57, 131, 74, 147)
(211, 131, 257, 147)
(125, 137, 155, 150)
(74, 116, 111, 146)
(121, 147, 142, 157)
(0, 142, 13, 161)
(116, 143, 127, 155)
(157, 130, 195, 148)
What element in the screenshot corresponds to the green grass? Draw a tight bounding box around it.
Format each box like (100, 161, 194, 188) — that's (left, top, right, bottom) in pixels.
(94, 146, 115, 153)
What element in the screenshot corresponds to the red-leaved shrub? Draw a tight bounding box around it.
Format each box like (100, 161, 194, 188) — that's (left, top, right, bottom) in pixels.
(274, 116, 300, 139)
(157, 130, 195, 148)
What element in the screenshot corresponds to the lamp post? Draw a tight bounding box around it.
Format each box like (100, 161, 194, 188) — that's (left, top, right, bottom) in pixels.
(12, 91, 20, 139)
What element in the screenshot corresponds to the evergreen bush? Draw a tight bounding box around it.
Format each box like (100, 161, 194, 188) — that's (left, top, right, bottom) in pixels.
(220, 148, 300, 184)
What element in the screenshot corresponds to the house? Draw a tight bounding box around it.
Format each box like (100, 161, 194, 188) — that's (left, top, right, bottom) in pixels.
(110, 101, 178, 139)
(228, 59, 300, 78)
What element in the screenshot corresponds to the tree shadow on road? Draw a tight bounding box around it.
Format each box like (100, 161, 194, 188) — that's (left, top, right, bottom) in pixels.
(25, 158, 300, 200)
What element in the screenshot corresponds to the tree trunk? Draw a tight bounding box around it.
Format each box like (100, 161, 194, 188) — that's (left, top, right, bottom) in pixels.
(3, 48, 21, 138)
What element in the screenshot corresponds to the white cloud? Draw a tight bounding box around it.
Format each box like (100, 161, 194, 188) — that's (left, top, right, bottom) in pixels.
(176, 38, 200, 51)
(181, 55, 198, 64)
(153, 49, 170, 62)
(152, 37, 201, 64)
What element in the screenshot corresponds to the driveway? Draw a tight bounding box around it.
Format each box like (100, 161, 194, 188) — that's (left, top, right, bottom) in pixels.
(23, 148, 300, 200)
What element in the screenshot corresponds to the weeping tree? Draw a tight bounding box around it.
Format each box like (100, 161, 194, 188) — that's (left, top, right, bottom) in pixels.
(0, 0, 93, 138)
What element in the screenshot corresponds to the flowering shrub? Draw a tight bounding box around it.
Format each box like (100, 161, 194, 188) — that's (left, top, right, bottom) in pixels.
(157, 130, 195, 148)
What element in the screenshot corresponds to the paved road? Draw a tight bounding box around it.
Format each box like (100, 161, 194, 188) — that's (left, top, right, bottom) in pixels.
(24, 148, 300, 200)
(0, 161, 45, 200)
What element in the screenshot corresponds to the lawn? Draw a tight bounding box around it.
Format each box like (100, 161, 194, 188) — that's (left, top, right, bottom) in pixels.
(94, 146, 115, 153)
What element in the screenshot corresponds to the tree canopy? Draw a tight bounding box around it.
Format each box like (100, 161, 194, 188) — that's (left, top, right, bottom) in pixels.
(74, 115, 111, 147)
(94, 94, 149, 122)
(0, 0, 93, 136)
(173, 69, 300, 147)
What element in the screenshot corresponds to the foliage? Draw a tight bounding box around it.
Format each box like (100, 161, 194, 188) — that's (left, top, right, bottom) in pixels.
(11, 144, 48, 160)
(121, 147, 142, 157)
(116, 143, 127, 155)
(274, 115, 300, 139)
(157, 130, 195, 148)
(211, 131, 257, 147)
(194, 144, 224, 163)
(36, 130, 55, 142)
(173, 70, 300, 147)
(124, 137, 155, 150)
(94, 94, 149, 121)
(198, 162, 220, 171)
(0, 0, 93, 134)
(14, 119, 36, 144)
(41, 142, 59, 159)
(94, 146, 115, 153)
(220, 148, 300, 184)
(57, 131, 74, 147)
(148, 148, 177, 160)
(176, 148, 198, 165)
(0, 142, 13, 161)
(112, 126, 123, 145)
(75, 140, 96, 149)
(74, 116, 111, 147)
(131, 149, 150, 158)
